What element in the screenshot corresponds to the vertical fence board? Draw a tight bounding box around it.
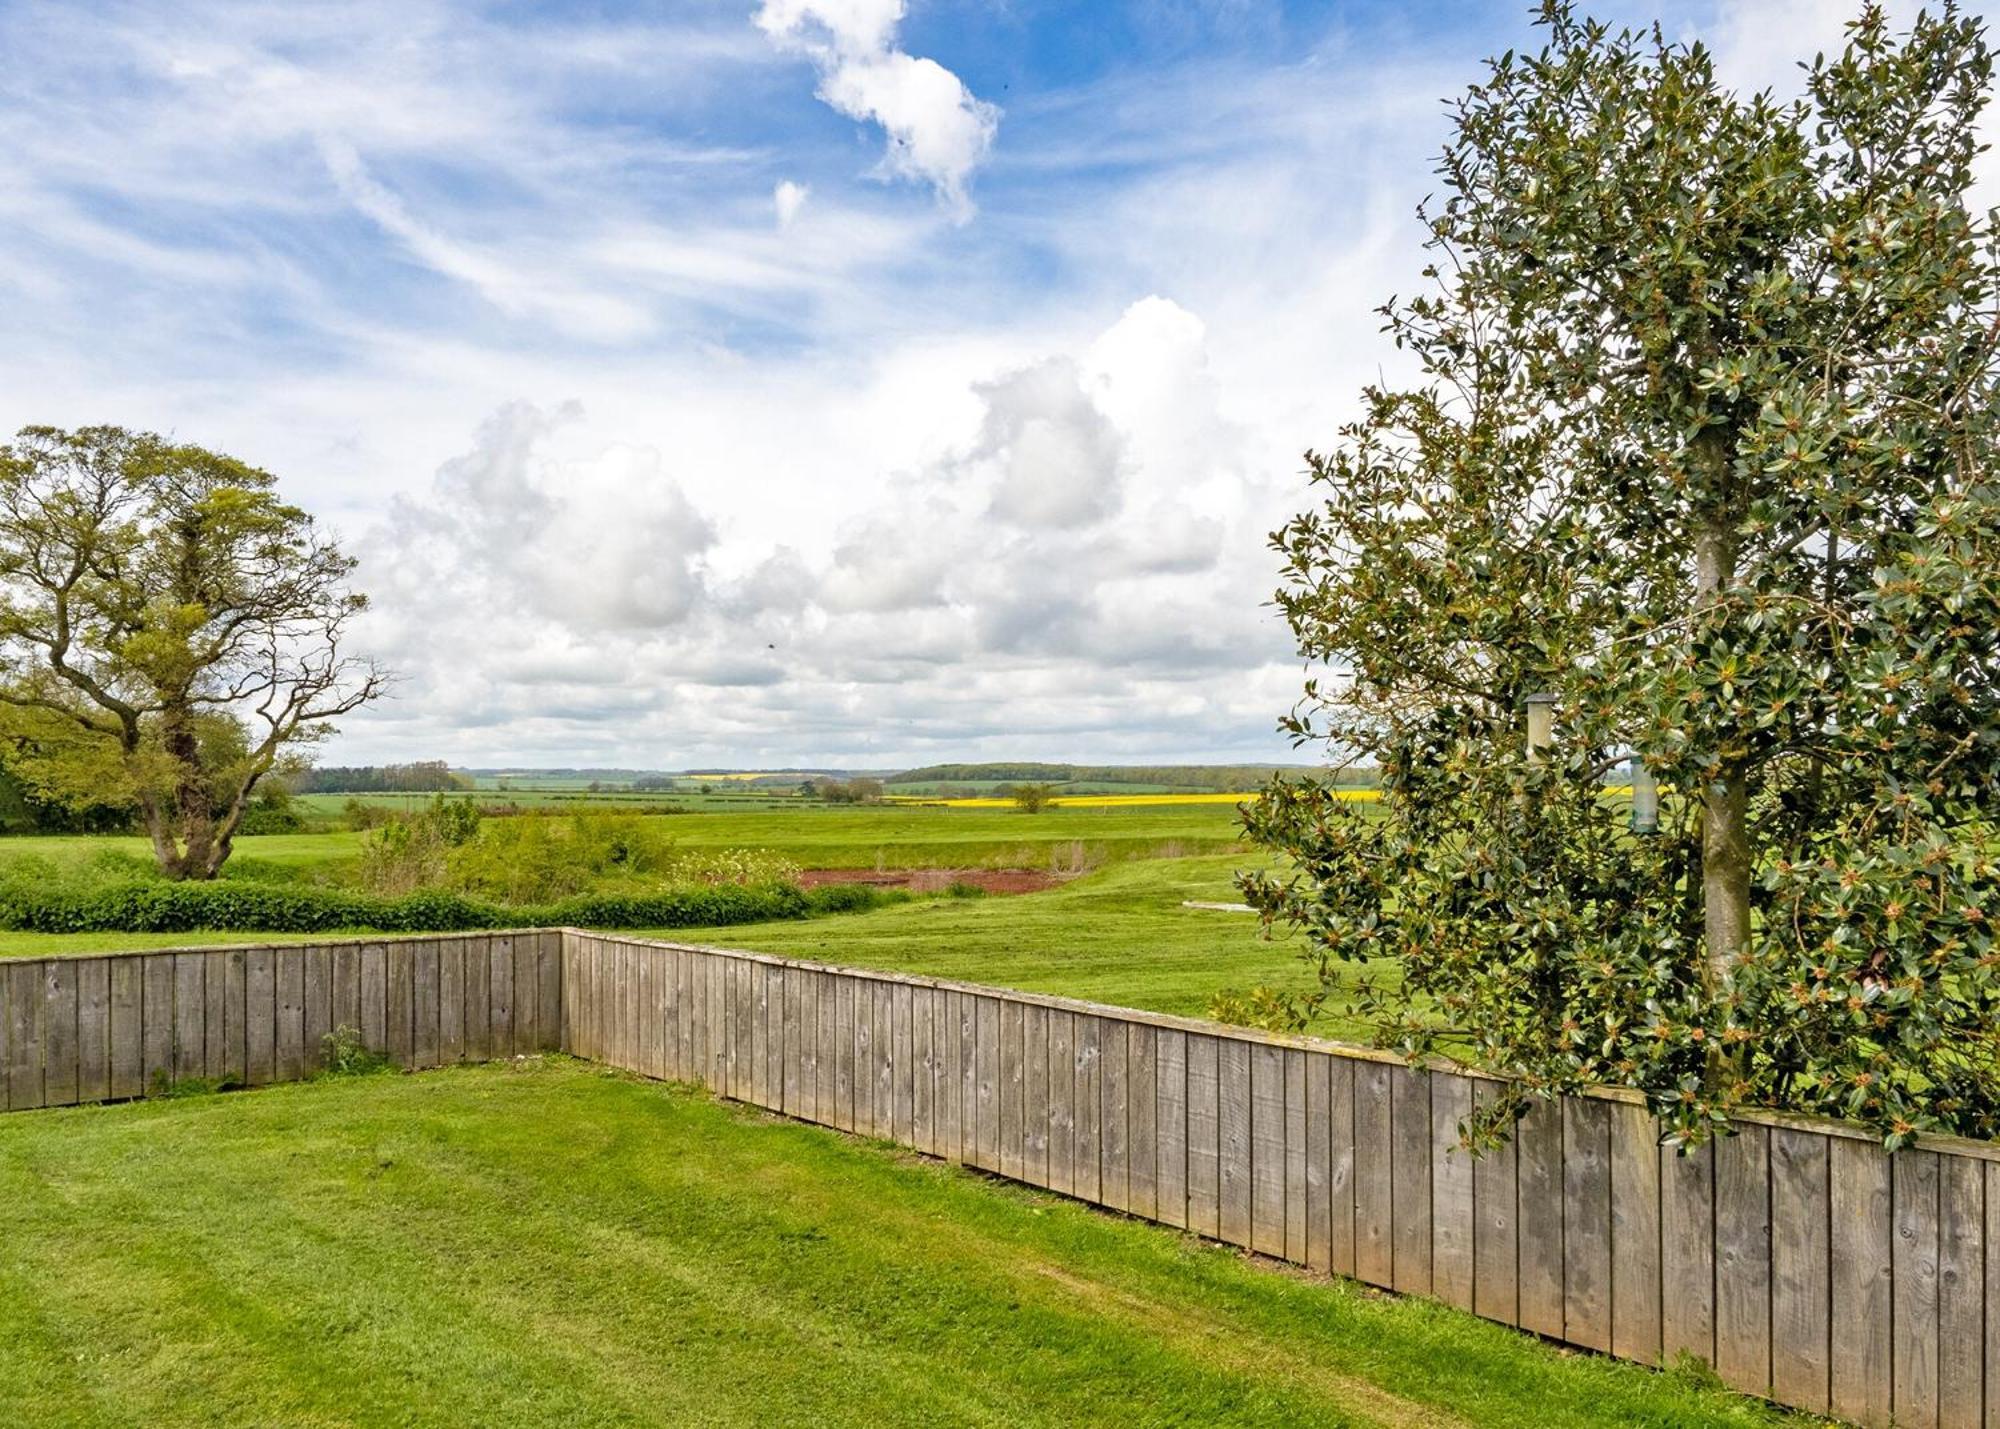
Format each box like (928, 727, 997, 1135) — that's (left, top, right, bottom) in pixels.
(331, 943, 360, 1046)
(141, 955, 174, 1095)
(1305, 1052, 1332, 1272)
(276, 947, 306, 1083)
(1663, 1138, 1716, 1370)
(973, 994, 999, 1169)
(1986, 1162, 1999, 1429)
(204, 951, 228, 1082)
(1770, 1128, 1831, 1416)
(1216, 1038, 1250, 1247)
(1048, 1010, 1077, 1195)
(407, 943, 436, 1073)
(1249, 1042, 1287, 1257)
(0, 966, 10, 1109)
(173, 952, 204, 1082)
(1562, 1097, 1612, 1352)
(1715, 1125, 1773, 1397)
(215, 951, 243, 1088)
(75, 958, 109, 1105)
(108, 956, 142, 1100)
(303, 944, 333, 1071)
(1609, 1101, 1663, 1366)
(1353, 1061, 1393, 1286)
(244, 944, 276, 1080)
(815, 973, 838, 1128)
(488, 936, 514, 1066)
(1129, 1024, 1157, 1221)
(1022, 1003, 1049, 1186)
(1472, 1080, 1519, 1326)
(1329, 1057, 1356, 1279)
(999, 999, 1024, 1181)
(1284, 1049, 1307, 1264)
(1516, 1097, 1565, 1339)
(1431, 1073, 1474, 1311)
(912, 986, 934, 1154)
(933, 988, 960, 1156)
(540, 932, 563, 1054)
(1100, 1020, 1129, 1213)
(1186, 1033, 1220, 1237)
(1895, 1150, 1943, 1429)
(1076, 1015, 1104, 1205)
(387, 941, 415, 1069)
(438, 938, 466, 1063)
(357, 942, 387, 1058)
(833, 978, 854, 1132)
(1939, 1154, 1983, 1429)
(462, 935, 490, 1063)
(514, 934, 539, 1057)
(890, 982, 911, 1145)
(957, 992, 979, 1162)
(6, 962, 42, 1109)
(1156, 1028, 1188, 1229)
(41, 960, 78, 1106)
(1390, 1065, 1433, 1297)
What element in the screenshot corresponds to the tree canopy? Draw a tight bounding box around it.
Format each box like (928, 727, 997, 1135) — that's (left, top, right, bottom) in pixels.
(1245, 3, 2000, 1148)
(0, 426, 384, 879)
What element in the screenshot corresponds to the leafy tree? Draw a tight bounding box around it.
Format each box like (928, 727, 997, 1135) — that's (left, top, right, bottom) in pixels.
(1244, 3, 2000, 1148)
(1012, 783, 1058, 813)
(0, 426, 385, 880)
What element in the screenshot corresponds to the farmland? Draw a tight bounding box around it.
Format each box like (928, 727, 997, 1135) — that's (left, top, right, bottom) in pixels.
(0, 1058, 1796, 1428)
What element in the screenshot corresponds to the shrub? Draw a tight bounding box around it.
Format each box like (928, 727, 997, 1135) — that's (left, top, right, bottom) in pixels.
(319, 1024, 392, 1077)
(0, 876, 901, 936)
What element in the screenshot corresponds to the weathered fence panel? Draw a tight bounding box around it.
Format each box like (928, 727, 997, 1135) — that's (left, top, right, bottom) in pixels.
(0, 931, 561, 1111)
(6, 925, 1996, 1427)
(563, 932, 1999, 1429)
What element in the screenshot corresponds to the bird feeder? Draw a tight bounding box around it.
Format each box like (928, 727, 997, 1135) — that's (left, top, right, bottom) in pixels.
(1523, 692, 1557, 763)
(1629, 755, 1660, 834)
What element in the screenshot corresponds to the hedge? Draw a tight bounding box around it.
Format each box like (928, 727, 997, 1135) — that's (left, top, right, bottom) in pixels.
(0, 879, 902, 936)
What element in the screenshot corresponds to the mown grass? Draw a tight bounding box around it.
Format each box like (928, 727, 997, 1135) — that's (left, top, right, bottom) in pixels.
(0, 1059, 1800, 1428)
(651, 854, 1401, 1037)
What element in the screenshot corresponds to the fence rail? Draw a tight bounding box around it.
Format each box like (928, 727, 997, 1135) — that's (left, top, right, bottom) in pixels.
(2, 927, 1993, 1428)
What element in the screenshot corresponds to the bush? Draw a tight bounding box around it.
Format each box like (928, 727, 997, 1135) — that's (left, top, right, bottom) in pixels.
(0, 876, 902, 935)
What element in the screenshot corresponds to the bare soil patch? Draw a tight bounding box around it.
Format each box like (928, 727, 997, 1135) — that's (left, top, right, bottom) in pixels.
(797, 867, 1062, 896)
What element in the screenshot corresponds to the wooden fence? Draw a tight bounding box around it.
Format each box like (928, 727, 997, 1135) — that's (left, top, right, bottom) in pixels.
(3, 927, 1995, 1427)
(0, 931, 562, 1109)
(563, 931, 1999, 1429)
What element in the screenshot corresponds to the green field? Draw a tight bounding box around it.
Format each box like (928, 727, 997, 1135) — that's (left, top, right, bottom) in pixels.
(0, 799, 1251, 877)
(0, 1058, 1794, 1427)
(660, 854, 1324, 1023)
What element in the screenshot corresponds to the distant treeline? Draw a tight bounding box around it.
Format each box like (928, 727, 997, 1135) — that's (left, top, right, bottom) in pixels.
(293, 761, 471, 794)
(884, 763, 1364, 790)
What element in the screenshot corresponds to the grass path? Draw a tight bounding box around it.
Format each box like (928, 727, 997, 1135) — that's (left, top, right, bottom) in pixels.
(0, 1059, 1799, 1427)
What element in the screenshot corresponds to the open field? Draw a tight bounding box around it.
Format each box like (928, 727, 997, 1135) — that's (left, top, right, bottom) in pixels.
(0, 799, 1257, 878)
(0, 1058, 1796, 1428)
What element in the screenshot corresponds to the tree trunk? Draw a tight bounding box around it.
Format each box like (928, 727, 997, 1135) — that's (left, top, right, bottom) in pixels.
(156, 706, 220, 881)
(1693, 521, 1751, 995)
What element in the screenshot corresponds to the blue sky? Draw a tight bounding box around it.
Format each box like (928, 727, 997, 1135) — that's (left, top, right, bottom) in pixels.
(0, 0, 1929, 768)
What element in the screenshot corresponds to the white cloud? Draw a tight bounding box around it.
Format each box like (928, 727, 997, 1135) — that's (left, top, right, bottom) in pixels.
(756, 0, 1000, 218)
(775, 178, 810, 227)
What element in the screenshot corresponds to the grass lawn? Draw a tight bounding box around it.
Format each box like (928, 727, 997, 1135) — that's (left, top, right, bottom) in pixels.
(652, 854, 1333, 1025)
(0, 1059, 1797, 1428)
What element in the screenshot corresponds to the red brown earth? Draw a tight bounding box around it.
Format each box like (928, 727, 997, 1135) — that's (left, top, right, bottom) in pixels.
(796, 868, 1062, 895)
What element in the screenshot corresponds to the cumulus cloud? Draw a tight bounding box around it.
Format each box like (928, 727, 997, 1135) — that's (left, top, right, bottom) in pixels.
(756, 0, 1000, 217)
(348, 294, 1294, 763)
